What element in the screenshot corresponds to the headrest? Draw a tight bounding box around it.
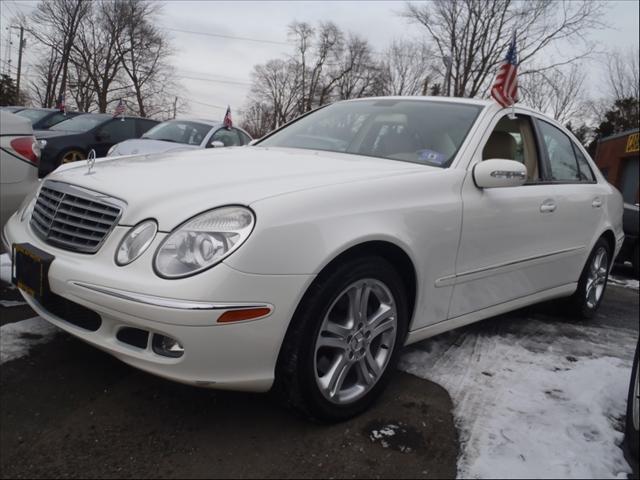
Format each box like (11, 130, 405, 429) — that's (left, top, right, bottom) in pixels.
(483, 131, 517, 160)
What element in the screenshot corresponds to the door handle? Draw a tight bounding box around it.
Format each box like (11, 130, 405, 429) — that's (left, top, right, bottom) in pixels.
(592, 198, 603, 208)
(540, 200, 557, 213)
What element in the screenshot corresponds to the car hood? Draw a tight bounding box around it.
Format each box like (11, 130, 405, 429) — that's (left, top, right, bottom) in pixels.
(47, 146, 429, 229)
(111, 138, 198, 156)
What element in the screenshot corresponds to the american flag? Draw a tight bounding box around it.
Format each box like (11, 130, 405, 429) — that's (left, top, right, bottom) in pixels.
(223, 106, 232, 129)
(56, 93, 65, 113)
(113, 99, 126, 117)
(491, 33, 518, 108)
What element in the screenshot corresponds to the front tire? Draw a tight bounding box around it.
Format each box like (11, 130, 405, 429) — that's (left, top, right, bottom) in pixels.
(567, 238, 611, 319)
(274, 256, 408, 422)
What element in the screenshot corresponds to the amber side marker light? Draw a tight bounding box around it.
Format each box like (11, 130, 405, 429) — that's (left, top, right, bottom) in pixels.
(217, 307, 272, 323)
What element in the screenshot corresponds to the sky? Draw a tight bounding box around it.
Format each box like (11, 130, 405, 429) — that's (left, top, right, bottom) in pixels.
(1, 0, 638, 121)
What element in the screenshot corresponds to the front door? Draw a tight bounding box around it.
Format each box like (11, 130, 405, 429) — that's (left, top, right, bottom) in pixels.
(449, 112, 568, 318)
(90, 118, 137, 157)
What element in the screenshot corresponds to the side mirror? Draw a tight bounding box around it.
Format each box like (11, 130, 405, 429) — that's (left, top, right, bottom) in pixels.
(209, 140, 224, 148)
(473, 159, 527, 188)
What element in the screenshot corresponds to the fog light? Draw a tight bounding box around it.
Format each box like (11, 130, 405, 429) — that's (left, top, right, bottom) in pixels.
(152, 334, 184, 358)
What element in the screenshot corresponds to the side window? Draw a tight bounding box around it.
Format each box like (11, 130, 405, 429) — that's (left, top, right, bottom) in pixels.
(237, 130, 252, 145)
(137, 119, 158, 137)
(482, 114, 541, 182)
(538, 120, 581, 182)
(100, 119, 136, 143)
(573, 147, 595, 182)
(209, 128, 241, 147)
(42, 112, 67, 128)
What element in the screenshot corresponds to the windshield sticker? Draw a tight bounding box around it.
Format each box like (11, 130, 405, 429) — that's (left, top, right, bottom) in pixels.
(417, 149, 446, 165)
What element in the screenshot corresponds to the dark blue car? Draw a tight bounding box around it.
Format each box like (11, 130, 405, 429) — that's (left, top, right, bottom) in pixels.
(35, 113, 159, 177)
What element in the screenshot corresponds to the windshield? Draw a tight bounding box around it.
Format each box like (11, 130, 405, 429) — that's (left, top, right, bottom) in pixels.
(259, 99, 482, 167)
(15, 109, 52, 124)
(142, 120, 212, 145)
(50, 114, 108, 132)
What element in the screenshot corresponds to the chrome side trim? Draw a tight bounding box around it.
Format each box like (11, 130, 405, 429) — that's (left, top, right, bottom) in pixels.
(435, 245, 587, 287)
(71, 281, 272, 311)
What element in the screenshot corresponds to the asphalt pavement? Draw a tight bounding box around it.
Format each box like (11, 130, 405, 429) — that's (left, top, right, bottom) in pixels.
(0, 266, 638, 479)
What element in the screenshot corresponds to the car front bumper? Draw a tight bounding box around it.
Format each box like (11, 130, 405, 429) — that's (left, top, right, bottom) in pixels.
(3, 214, 314, 392)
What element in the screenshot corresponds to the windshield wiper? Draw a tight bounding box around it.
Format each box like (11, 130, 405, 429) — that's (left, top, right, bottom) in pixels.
(152, 138, 180, 143)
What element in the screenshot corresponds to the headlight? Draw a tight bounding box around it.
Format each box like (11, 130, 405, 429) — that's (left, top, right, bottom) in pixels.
(153, 206, 255, 278)
(115, 220, 158, 266)
(107, 145, 117, 156)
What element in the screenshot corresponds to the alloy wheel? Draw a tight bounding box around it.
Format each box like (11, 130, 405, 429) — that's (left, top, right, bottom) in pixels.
(313, 278, 397, 405)
(61, 150, 85, 163)
(585, 247, 608, 309)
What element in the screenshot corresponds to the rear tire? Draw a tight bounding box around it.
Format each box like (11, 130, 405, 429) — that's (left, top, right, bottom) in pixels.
(273, 256, 408, 422)
(566, 238, 611, 319)
(59, 149, 86, 164)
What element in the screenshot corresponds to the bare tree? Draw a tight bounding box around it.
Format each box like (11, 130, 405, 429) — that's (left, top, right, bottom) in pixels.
(240, 101, 276, 139)
(403, 0, 605, 98)
(112, 0, 175, 117)
(520, 64, 586, 124)
(607, 47, 640, 102)
(380, 40, 436, 96)
(249, 59, 301, 129)
(336, 35, 383, 100)
(289, 21, 345, 113)
(71, 0, 130, 113)
(30, 46, 63, 108)
(28, 0, 91, 103)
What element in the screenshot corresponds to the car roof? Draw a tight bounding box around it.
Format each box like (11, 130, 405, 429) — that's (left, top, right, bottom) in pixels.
(75, 113, 158, 121)
(342, 95, 494, 107)
(169, 118, 222, 127)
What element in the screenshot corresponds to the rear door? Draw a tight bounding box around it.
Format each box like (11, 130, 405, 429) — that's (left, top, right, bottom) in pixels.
(534, 118, 607, 281)
(450, 112, 567, 318)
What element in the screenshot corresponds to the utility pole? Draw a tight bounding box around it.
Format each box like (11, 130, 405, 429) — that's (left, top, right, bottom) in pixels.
(172, 96, 178, 119)
(15, 26, 24, 97)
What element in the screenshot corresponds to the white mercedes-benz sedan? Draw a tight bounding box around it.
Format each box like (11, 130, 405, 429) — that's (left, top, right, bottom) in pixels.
(3, 97, 624, 421)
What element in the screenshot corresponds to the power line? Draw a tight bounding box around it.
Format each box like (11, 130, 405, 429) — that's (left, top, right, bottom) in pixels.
(165, 27, 289, 46)
(177, 74, 251, 87)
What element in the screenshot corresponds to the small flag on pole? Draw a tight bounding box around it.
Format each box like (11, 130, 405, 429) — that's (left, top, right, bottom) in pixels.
(490, 33, 518, 111)
(56, 93, 65, 113)
(113, 99, 126, 119)
(223, 105, 232, 129)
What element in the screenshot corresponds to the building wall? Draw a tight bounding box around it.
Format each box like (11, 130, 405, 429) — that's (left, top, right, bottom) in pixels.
(594, 130, 639, 204)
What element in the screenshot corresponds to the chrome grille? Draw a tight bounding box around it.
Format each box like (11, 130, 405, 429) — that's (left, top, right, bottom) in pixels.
(30, 181, 125, 253)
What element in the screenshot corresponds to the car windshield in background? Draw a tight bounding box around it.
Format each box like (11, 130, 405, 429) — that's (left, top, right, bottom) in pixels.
(50, 114, 107, 132)
(142, 121, 211, 145)
(259, 99, 482, 167)
(15, 109, 52, 123)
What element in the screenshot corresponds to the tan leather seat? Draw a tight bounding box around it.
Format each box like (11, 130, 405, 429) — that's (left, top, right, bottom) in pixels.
(483, 131, 517, 160)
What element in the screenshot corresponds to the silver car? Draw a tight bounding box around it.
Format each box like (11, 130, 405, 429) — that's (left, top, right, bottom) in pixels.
(107, 119, 252, 157)
(0, 111, 40, 234)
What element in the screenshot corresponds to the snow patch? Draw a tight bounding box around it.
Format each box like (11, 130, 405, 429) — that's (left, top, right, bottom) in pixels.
(0, 253, 12, 284)
(1, 317, 58, 364)
(609, 275, 639, 290)
(400, 318, 635, 479)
